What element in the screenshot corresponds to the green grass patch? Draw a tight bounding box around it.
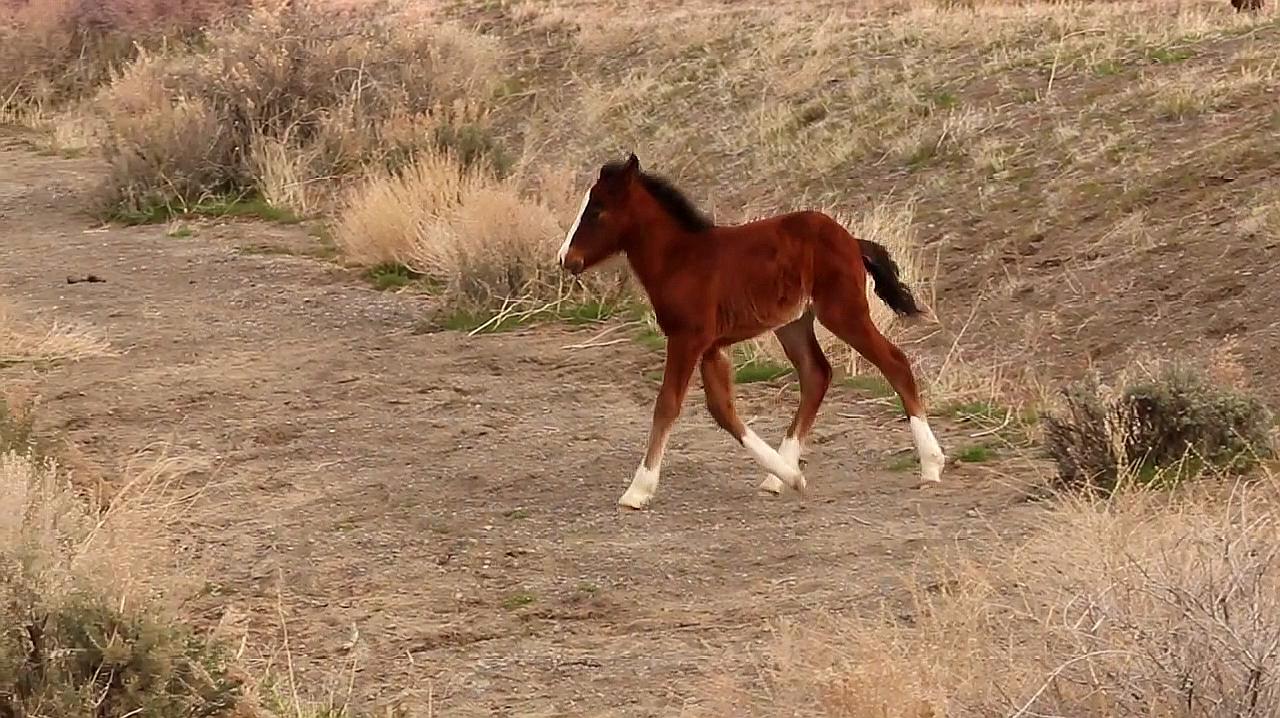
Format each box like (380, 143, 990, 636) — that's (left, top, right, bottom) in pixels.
(633, 323, 666, 351)
(0, 396, 39, 456)
(887, 454, 918, 472)
(503, 508, 530, 520)
(503, 592, 536, 610)
(35, 146, 88, 159)
(113, 195, 300, 226)
(1093, 59, 1125, 76)
(925, 89, 959, 112)
(434, 298, 641, 334)
(793, 100, 829, 127)
(237, 242, 339, 261)
(438, 307, 531, 333)
(734, 359, 792, 384)
(842, 373, 896, 398)
(434, 122, 514, 176)
(955, 444, 997, 463)
(366, 262, 424, 291)
(166, 224, 194, 238)
(561, 299, 626, 325)
(1147, 46, 1194, 64)
(945, 400, 1005, 422)
(728, 345, 792, 384)
(905, 142, 939, 170)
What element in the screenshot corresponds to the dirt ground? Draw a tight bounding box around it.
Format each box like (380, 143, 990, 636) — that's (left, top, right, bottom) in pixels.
(0, 137, 1044, 715)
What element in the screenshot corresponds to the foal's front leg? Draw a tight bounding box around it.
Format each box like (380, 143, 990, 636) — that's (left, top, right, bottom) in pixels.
(617, 336, 702, 509)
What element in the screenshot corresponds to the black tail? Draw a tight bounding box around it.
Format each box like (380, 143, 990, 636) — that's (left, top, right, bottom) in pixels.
(860, 240, 926, 318)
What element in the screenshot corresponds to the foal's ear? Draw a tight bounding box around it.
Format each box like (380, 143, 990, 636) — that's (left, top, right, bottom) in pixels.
(623, 152, 640, 175)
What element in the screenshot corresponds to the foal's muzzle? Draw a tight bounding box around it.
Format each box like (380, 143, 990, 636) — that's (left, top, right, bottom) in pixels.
(560, 253, 585, 275)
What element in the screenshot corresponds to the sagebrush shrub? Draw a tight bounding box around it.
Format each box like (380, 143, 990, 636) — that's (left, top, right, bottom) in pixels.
(1044, 362, 1275, 493)
(0, 402, 244, 717)
(0, 0, 246, 114)
(0, 581, 245, 717)
(95, 0, 504, 216)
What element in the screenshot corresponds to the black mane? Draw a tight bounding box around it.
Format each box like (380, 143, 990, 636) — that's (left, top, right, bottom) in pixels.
(603, 162, 715, 233)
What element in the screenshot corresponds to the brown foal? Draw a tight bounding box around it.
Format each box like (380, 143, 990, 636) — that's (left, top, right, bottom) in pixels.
(558, 153, 945, 509)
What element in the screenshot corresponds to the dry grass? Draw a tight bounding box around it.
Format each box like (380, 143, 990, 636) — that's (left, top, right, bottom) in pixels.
(0, 441, 205, 613)
(0, 388, 241, 715)
(337, 146, 631, 310)
(7, 0, 1274, 322)
(696, 477, 1280, 717)
(2, 2, 1280, 713)
(336, 149, 557, 306)
(93, 0, 503, 218)
(0, 384, 383, 716)
(1239, 184, 1280, 238)
(0, 299, 114, 365)
(1044, 355, 1275, 493)
(0, 0, 247, 127)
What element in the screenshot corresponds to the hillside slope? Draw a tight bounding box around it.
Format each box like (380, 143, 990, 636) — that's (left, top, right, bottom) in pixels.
(461, 0, 1280, 401)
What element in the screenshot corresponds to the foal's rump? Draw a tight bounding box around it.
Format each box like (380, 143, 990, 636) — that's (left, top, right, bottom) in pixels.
(804, 210, 927, 321)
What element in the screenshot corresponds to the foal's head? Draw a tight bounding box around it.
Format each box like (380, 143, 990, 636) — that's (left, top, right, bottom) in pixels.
(557, 153, 644, 276)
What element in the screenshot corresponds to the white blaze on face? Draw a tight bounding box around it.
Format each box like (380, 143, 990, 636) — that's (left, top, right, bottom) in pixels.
(910, 416, 945, 482)
(558, 190, 592, 265)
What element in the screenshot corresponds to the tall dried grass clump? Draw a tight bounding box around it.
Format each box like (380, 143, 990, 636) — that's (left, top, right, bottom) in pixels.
(0, 395, 246, 716)
(0, 298, 114, 364)
(698, 483, 1280, 717)
(95, 0, 504, 217)
(0, 0, 245, 122)
(336, 148, 612, 310)
(0, 387, 373, 717)
(1044, 359, 1275, 494)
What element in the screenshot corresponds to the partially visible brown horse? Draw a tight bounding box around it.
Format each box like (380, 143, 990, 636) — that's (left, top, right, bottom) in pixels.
(558, 153, 945, 509)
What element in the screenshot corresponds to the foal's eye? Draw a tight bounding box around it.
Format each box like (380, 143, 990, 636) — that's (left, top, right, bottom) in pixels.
(584, 205, 603, 222)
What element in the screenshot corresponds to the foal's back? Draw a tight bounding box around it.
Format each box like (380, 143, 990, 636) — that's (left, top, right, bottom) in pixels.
(707, 210, 864, 286)
(692, 210, 865, 337)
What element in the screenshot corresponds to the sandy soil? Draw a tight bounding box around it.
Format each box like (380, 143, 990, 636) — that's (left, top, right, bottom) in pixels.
(0, 137, 1042, 715)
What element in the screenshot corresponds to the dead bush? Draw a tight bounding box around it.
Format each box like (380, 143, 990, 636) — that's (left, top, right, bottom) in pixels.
(697, 486, 1280, 717)
(337, 148, 631, 310)
(0, 396, 244, 717)
(1044, 361, 1275, 494)
(1, 297, 115, 365)
(94, 0, 504, 217)
(0, 0, 246, 119)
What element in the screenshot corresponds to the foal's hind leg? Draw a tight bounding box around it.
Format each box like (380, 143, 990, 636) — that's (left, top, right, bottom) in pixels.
(700, 347, 807, 494)
(814, 295, 946, 483)
(759, 313, 832, 495)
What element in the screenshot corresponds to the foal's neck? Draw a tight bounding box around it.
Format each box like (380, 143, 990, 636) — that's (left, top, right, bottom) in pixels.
(622, 214, 702, 292)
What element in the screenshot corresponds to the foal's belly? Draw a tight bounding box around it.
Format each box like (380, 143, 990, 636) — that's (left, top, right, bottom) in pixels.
(715, 295, 811, 344)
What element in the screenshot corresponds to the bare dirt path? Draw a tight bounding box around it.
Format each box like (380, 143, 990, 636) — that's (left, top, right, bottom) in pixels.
(0, 138, 1041, 716)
